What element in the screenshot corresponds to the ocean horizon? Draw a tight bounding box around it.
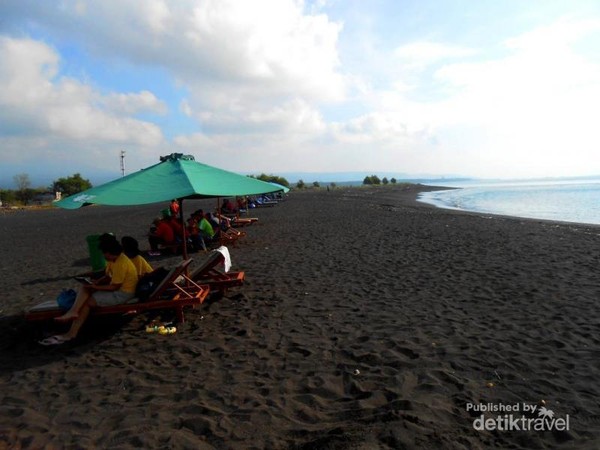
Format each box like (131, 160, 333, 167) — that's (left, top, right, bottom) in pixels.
(418, 178, 600, 226)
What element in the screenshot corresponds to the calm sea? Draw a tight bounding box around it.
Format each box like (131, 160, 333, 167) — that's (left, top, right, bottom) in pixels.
(418, 178, 600, 226)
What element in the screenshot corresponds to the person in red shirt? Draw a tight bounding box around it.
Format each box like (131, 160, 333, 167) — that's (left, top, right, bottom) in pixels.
(148, 217, 175, 255)
(220, 198, 238, 215)
(167, 215, 184, 240)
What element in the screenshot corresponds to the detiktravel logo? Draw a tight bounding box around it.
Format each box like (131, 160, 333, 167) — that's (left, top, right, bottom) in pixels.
(467, 402, 570, 432)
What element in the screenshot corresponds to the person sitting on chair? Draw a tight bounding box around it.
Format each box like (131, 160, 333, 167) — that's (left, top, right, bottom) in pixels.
(122, 236, 153, 277)
(166, 214, 184, 242)
(221, 198, 237, 215)
(148, 216, 175, 256)
(205, 212, 220, 230)
(187, 211, 209, 252)
(49, 239, 139, 344)
(198, 211, 216, 248)
(237, 197, 247, 212)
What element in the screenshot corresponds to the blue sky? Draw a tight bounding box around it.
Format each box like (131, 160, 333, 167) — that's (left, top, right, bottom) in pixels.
(1, 0, 600, 187)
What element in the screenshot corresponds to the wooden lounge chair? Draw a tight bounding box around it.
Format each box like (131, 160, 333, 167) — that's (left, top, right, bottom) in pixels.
(218, 213, 258, 228)
(189, 248, 245, 295)
(231, 216, 258, 227)
(225, 227, 246, 239)
(217, 227, 246, 247)
(25, 259, 209, 323)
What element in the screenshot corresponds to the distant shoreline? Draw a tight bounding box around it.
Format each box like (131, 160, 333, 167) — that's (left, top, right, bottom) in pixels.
(418, 179, 600, 227)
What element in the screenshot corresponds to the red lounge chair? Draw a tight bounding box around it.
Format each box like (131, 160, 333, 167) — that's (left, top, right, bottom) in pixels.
(189, 249, 244, 295)
(25, 259, 208, 323)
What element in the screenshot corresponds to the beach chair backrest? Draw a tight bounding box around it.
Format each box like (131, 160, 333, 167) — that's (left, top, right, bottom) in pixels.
(190, 251, 223, 280)
(148, 259, 193, 300)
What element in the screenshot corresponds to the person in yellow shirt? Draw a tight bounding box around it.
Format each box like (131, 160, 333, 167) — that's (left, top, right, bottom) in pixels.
(47, 238, 139, 344)
(121, 236, 153, 277)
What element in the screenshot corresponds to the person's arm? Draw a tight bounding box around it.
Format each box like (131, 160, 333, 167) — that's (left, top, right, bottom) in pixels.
(91, 281, 122, 292)
(91, 263, 121, 291)
(140, 257, 153, 275)
(91, 275, 110, 285)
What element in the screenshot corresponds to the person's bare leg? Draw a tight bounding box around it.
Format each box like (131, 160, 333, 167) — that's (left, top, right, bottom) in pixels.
(55, 285, 94, 322)
(58, 297, 97, 340)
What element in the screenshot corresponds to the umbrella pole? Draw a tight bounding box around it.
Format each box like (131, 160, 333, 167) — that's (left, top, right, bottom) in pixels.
(217, 197, 224, 247)
(180, 198, 188, 261)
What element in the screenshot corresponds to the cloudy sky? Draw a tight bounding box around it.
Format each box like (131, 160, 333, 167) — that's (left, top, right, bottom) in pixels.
(1, 0, 600, 187)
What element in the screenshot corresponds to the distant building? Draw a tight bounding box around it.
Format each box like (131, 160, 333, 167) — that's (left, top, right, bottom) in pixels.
(32, 193, 56, 205)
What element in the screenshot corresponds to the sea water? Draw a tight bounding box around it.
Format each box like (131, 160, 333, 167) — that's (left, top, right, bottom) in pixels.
(418, 178, 600, 226)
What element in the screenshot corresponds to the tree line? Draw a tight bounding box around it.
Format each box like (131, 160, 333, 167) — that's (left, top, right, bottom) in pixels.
(293, 175, 400, 189)
(248, 173, 290, 187)
(1, 173, 92, 206)
(363, 175, 398, 185)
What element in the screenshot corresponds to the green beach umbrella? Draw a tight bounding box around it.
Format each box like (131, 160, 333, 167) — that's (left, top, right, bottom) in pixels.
(56, 153, 282, 258)
(56, 153, 282, 209)
(268, 182, 290, 194)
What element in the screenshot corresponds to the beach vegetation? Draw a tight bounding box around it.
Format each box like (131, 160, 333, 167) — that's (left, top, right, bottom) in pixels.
(2, 183, 52, 207)
(330, 182, 336, 189)
(13, 173, 34, 204)
(390, 178, 397, 184)
(52, 173, 93, 197)
(249, 173, 290, 188)
(363, 175, 381, 185)
(313, 181, 320, 188)
(382, 177, 389, 185)
(1, 171, 95, 207)
(0, 189, 17, 206)
(296, 179, 305, 189)
(14, 173, 31, 191)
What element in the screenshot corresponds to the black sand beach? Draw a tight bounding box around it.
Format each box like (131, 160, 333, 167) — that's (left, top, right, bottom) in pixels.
(1, 184, 599, 449)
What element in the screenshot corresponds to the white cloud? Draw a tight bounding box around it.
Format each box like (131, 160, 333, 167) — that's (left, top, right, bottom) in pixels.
(0, 37, 165, 171)
(172, 0, 346, 137)
(3, 0, 347, 153)
(9, 0, 346, 101)
(394, 42, 477, 69)
(182, 0, 343, 93)
(141, 0, 172, 34)
(179, 99, 193, 117)
(102, 91, 168, 116)
(432, 19, 600, 164)
(197, 98, 325, 134)
(0, 37, 58, 107)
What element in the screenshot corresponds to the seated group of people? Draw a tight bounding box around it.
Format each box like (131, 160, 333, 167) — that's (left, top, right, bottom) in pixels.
(189, 209, 244, 251)
(148, 212, 183, 256)
(45, 235, 155, 344)
(148, 204, 233, 256)
(220, 194, 281, 214)
(220, 198, 246, 215)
